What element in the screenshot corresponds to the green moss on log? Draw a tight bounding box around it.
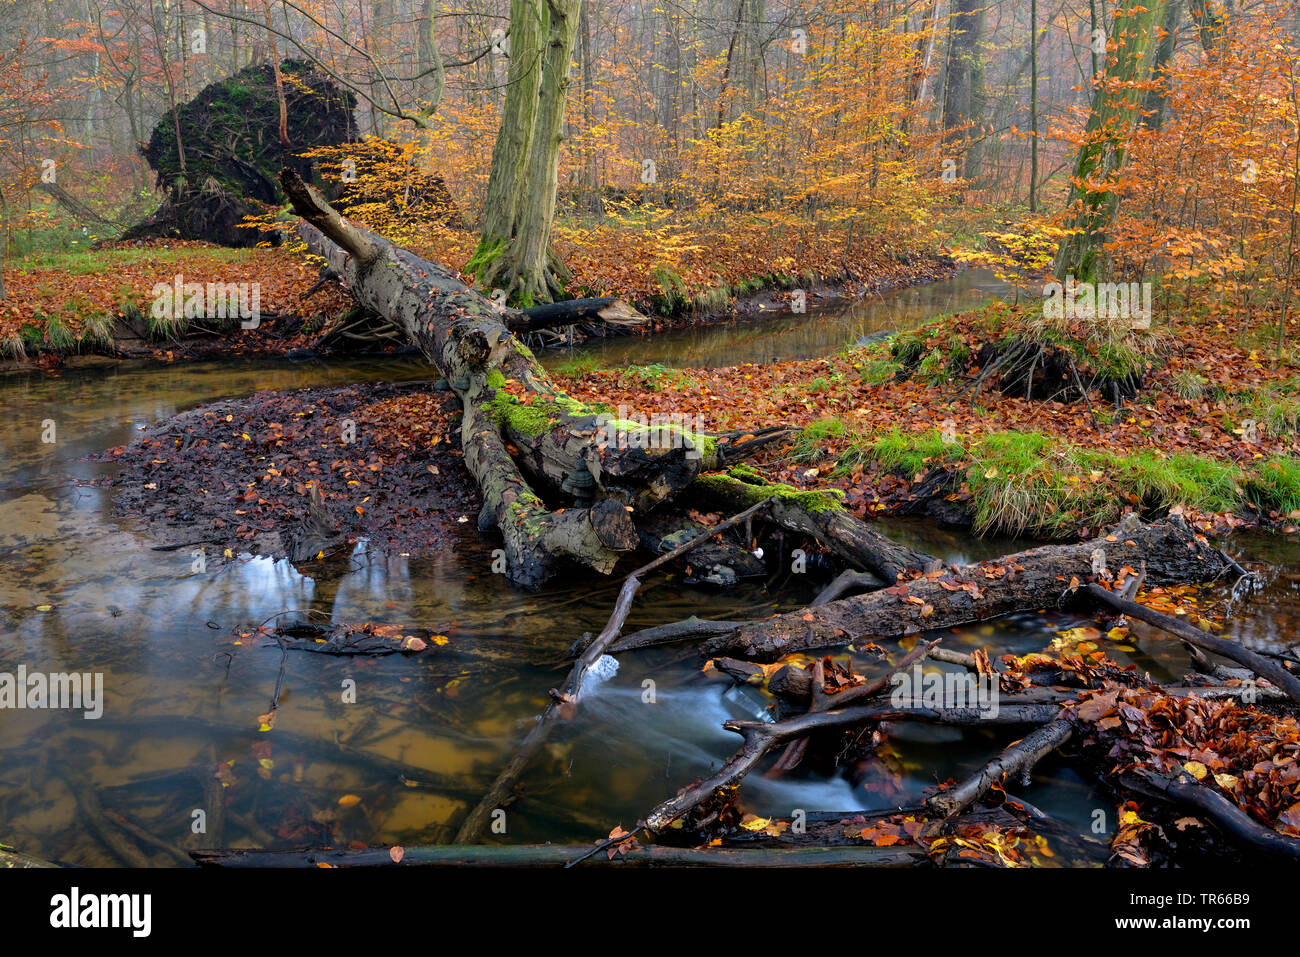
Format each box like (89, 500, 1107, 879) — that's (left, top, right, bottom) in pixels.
(694, 467, 845, 513)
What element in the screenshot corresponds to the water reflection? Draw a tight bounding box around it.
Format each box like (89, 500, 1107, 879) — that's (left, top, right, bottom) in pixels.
(553, 268, 1019, 369)
(0, 325, 1295, 866)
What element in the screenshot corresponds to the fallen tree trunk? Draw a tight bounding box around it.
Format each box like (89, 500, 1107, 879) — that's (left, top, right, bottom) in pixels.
(1119, 768, 1300, 862)
(280, 169, 710, 586)
(509, 297, 645, 333)
(926, 718, 1075, 819)
(689, 469, 937, 582)
(1083, 582, 1300, 705)
(704, 515, 1230, 662)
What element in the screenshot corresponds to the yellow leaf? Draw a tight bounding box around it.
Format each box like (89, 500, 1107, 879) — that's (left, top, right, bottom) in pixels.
(337, 794, 362, 807)
(1183, 761, 1208, 780)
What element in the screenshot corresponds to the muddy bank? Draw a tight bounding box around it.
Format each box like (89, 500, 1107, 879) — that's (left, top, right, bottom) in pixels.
(97, 380, 481, 562)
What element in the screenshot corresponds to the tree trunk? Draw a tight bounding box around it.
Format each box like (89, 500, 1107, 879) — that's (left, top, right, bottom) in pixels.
(1054, 0, 1171, 282)
(942, 0, 987, 180)
(1140, 0, 1184, 131)
(483, 0, 582, 305)
(476, 0, 544, 255)
(703, 515, 1229, 661)
(1030, 0, 1039, 212)
(280, 170, 711, 587)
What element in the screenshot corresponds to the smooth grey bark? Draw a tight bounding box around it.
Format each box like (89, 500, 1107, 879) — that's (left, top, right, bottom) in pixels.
(942, 0, 987, 180)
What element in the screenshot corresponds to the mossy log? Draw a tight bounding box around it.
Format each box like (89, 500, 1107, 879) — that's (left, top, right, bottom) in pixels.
(281, 170, 712, 586)
(688, 467, 938, 582)
(704, 515, 1231, 661)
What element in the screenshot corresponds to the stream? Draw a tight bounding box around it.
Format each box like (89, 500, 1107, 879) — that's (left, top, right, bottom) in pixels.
(1, 270, 1297, 865)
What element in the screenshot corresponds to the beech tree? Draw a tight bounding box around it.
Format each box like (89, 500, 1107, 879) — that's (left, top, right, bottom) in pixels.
(468, 0, 583, 306)
(1053, 0, 1170, 282)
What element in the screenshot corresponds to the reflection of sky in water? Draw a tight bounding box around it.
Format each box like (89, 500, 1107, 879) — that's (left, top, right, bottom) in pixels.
(0, 337, 1297, 864)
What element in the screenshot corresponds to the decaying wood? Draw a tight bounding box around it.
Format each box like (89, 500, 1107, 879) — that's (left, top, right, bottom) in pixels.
(281, 168, 709, 586)
(1119, 768, 1300, 862)
(689, 470, 937, 582)
(1083, 582, 1300, 705)
(704, 515, 1230, 662)
(507, 296, 645, 333)
(648, 641, 929, 831)
(927, 718, 1075, 819)
(608, 616, 752, 654)
(636, 511, 766, 586)
(645, 692, 1063, 832)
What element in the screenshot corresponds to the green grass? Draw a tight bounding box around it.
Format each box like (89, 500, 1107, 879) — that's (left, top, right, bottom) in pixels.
(0, 335, 25, 360)
(1245, 458, 1300, 515)
(855, 358, 902, 385)
(626, 362, 677, 390)
(1170, 370, 1208, 399)
(792, 421, 1300, 534)
(42, 316, 77, 352)
(866, 427, 965, 478)
(790, 418, 848, 463)
(550, 354, 604, 378)
(12, 246, 253, 275)
(1217, 377, 1300, 438)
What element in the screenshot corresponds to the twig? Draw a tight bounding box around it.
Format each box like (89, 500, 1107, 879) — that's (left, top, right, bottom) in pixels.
(1084, 583, 1300, 705)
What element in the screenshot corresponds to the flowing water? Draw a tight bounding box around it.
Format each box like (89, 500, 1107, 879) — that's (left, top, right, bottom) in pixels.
(1, 274, 1297, 866)
(556, 267, 1023, 369)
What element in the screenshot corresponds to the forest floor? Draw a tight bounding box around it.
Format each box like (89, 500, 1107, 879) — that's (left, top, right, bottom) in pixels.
(10, 236, 1300, 546)
(557, 299, 1300, 543)
(0, 236, 951, 371)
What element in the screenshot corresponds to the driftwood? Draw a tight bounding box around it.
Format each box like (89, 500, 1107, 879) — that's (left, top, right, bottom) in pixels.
(643, 634, 1064, 833)
(1083, 582, 1300, 705)
(1119, 768, 1300, 862)
(689, 470, 937, 582)
(927, 718, 1076, 819)
(507, 297, 645, 333)
(703, 515, 1230, 661)
(281, 168, 706, 586)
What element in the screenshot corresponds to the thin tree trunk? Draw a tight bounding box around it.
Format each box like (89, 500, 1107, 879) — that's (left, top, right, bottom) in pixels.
(1030, 0, 1039, 211)
(261, 0, 290, 146)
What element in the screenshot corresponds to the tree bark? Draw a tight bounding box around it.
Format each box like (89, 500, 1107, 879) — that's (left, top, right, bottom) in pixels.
(475, 0, 545, 254)
(281, 169, 712, 586)
(482, 0, 582, 305)
(942, 0, 987, 180)
(703, 515, 1229, 661)
(1054, 0, 1171, 282)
